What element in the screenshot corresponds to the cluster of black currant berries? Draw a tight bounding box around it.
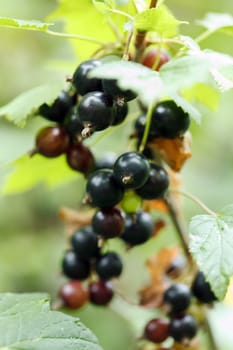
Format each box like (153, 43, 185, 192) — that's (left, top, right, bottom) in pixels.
(60, 149, 170, 308)
(143, 271, 217, 347)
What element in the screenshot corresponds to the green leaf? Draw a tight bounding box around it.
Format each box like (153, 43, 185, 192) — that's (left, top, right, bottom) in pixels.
(92, 0, 114, 13)
(89, 60, 163, 105)
(0, 293, 102, 350)
(3, 154, 81, 194)
(169, 93, 202, 124)
(0, 16, 52, 31)
(189, 212, 233, 300)
(134, 5, 182, 37)
(182, 83, 220, 111)
(0, 82, 64, 127)
(197, 12, 233, 36)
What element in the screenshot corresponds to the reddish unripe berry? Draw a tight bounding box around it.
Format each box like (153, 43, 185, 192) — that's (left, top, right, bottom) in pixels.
(92, 207, 125, 238)
(66, 142, 95, 176)
(59, 280, 89, 309)
(144, 318, 169, 343)
(89, 280, 114, 305)
(35, 126, 69, 157)
(142, 48, 170, 71)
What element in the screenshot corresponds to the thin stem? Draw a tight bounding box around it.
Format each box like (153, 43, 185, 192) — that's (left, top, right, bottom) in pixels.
(195, 29, 215, 43)
(203, 308, 219, 350)
(107, 18, 123, 41)
(149, 0, 158, 8)
(164, 192, 192, 262)
(170, 188, 217, 216)
(122, 29, 134, 60)
(139, 103, 154, 153)
(46, 29, 105, 45)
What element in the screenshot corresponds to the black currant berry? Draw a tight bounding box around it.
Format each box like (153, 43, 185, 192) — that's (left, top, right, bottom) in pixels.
(63, 110, 84, 138)
(113, 152, 150, 189)
(72, 59, 103, 95)
(92, 207, 125, 238)
(78, 91, 114, 132)
(86, 169, 124, 208)
(66, 142, 95, 176)
(59, 280, 89, 309)
(96, 252, 123, 280)
(150, 100, 190, 138)
(192, 271, 217, 303)
(95, 152, 118, 170)
(102, 78, 136, 101)
(89, 280, 114, 305)
(39, 90, 76, 123)
(163, 283, 192, 313)
(144, 318, 169, 343)
(169, 314, 198, 343)
(35, 126, 69, 158)
(62, 250, 90, 280)
(111, 98, 128, 126)
(121, 211, 154, 246)
(134, 114, 147, 138)
(71, 226, 99, 259)
(136, 163, 169, 199)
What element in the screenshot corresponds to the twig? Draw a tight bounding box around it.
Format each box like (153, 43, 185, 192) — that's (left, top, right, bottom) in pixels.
(203, 308, 219, 350)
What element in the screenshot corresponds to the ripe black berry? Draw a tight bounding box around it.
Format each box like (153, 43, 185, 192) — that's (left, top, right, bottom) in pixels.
(92, 207, 125, 238)
(144, 318, 169, 343)
(62, 250, 91, 280)
(66, 142, 95, 176)
(71, 226, 99, 259)
(63, 110, 84, 138)
(113, 152, 150, 189)
(59, 280, 89, 309)
(192, 271, 217, 303)
(111, 98, 128, 126)
(35, 126, 69, 158)
(163, 283, 192, 313)
(121, 211, 154, 246)
(72, 59, 103, 95)
(169, 314, 198, 343)
(78, 91, 114, 132)
(150, 100, 190, 138)
(39, 90, 76, 123)
(136, 163, 169, 199)
(86, 169, 124, 208)
(102, 78, 136, 101)
(96, 252, 123, 280)
(89, 280, 114, 305)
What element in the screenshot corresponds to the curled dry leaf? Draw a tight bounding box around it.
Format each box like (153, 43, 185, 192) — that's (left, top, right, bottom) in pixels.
(139, 247, 181, 308)
(58, 207, 94, 239)
(149, 132, 192, 172)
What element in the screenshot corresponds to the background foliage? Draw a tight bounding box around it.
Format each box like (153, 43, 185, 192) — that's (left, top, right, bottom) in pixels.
(0, 0, 233, 349)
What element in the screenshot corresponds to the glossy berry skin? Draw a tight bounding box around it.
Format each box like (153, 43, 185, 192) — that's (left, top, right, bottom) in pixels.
(96, 252, 123, 280)
(95, 152, 118, 170)
(89, 280, 114, 305)
(113, 152, 150, 189)
(102, 79, 136, 102)
(71, 226, 99, 259)
(134, 114, 147, 138)
(66, 143, 95, 176)
(86, 169, 124, 208)
(163, 283, 192, 313)
(142, 48, 170, 71)
(150, 100, 190, 138)
(59, 280, 89, 309)
(136, 163, 169, 199)
(78, 91, 114, 131)
(144, 318, 169, 343)
(92, 207, 125, 238)
(35, 126, 69, 158)
(192, 271, 217, 303)
(169, 314, 198, 343)
(62, 250, 91, 280)
(72, 59, 103, 95)
(39, 91, 76, 123)
(111, 98, 128, 126)
(64, 110, 83, 138)
(121, 211, 154, 246)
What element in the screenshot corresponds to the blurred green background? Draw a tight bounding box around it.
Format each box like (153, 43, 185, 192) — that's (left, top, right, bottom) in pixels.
(0, 0, 233, 349)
